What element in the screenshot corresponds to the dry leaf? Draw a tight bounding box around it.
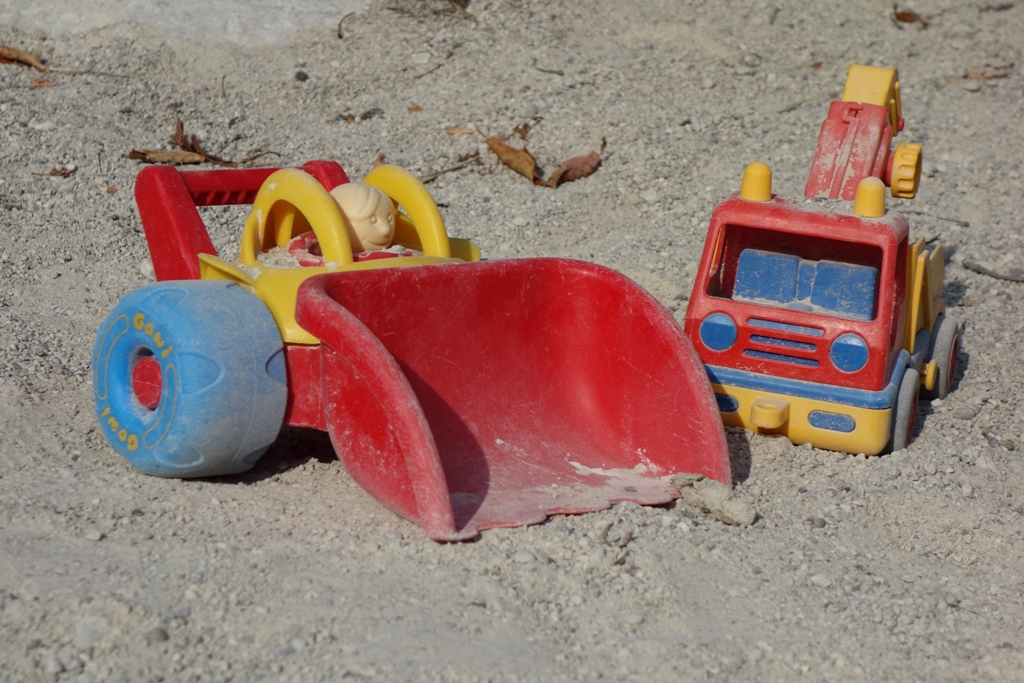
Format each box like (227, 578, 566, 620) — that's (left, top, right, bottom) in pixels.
(30, 78, 54, 89)
(31, 167, 76, 178)
(169, 120, 231, 164)
(0, 45, 48, 72)
(128, 149, 208, 165)
(106, 186, 118, 194)
(408, 103, 423, 112)
(966, 69, 1008, 80)
(484, 133, 542, 185)
(372, 152, 387, 167)
(421, 151, 481, 184)
(892, 4, 928, 27)
(129, 121, 273, 166)
(544, 138, 606, 188)
(514, 116, 543, 140)
(445, 125, 474, 135)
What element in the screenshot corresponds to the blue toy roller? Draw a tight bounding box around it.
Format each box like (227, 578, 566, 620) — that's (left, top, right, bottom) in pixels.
(92, 280, 288, 477)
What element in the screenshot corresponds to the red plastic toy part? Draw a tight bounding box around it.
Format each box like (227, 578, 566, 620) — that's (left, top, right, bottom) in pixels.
(804, 64, 922, 201)
(134, 161, 350, 281)
(805, 100, 896, 201)
(296, 258, 731, 541)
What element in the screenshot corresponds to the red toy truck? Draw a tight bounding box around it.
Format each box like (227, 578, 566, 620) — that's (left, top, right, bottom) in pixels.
(683, 65, 959, 455)
(93, 160, 731, 540)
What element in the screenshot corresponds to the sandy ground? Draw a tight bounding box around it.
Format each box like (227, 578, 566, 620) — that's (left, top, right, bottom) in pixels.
(2, 1, 1024, 681)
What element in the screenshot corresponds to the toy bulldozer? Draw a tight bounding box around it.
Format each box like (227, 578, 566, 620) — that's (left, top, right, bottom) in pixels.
(93, 161, 731, 540)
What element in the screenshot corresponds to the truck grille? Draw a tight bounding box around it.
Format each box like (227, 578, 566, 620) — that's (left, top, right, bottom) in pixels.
(743, 317, 824, 368)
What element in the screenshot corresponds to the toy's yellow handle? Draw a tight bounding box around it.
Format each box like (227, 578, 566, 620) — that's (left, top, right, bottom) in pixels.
(364, 165, 451, 258)
(240, 169, 354, 268)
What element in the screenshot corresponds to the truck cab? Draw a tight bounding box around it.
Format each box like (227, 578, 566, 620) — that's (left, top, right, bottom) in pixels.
(684, 163, 954, 455)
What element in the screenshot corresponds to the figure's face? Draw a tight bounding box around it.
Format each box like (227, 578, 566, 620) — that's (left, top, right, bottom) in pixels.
(350, 196, 396, 251)
(330, 183, 396, 253)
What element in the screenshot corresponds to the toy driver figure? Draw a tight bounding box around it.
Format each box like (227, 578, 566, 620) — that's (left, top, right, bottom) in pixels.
(329, 182, 397, 255)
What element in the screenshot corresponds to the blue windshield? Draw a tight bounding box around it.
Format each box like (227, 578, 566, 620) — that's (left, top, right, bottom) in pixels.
(732, 248, 878, 321)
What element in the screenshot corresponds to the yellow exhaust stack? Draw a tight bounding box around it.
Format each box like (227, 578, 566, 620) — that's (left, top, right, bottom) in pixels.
(853, 177, 887, 218)
(740, 162, 773, 202)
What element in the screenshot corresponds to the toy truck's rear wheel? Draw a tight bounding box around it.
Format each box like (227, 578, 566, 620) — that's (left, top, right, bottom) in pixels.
(887, 367, 920, 453)
(92, 281, 288, 478)
(922, 315, 960, 401)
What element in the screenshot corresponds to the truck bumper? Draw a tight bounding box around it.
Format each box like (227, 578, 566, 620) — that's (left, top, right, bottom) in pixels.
(705, 362, 906, 456)
(712, 382, 892, 455)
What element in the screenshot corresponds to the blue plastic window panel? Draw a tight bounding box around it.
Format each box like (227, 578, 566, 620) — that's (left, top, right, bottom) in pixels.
(810, 261, 878, 321)
(732, 249, 878, 321)
(734, 249, 799, 304)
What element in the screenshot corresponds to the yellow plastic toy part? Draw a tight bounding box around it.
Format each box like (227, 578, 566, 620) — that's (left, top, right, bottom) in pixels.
(902, 237, 946, 354)
(740, 161, 773, 202)
(890, 142, 922, 199)
(239, 168, 354, 268)
(852, 177, 887, 218)
(750, 397, 789, 429)
(842, 64, 902, 133)
(363, 164, 452, 258)
(198, 253, 257, 287)
(714, 383, 893, 456)
(219, 165, 479, 346)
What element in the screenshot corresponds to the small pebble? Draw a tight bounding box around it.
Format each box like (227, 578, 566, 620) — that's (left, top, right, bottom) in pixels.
(953, 406, 977, 420)
(146, 626, 170, 644)
(76, 615, 109, 647)
(84, 530, 104, 542)
(512, 549, 536, 564)
(810, 573, 833, 588)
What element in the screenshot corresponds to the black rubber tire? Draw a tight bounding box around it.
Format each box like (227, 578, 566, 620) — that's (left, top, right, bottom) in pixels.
(886, 367, 920, 453)
(922, 315, 960, 401)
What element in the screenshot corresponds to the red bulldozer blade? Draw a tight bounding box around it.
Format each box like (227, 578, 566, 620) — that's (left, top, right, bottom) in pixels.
(296, 258, 730, 540)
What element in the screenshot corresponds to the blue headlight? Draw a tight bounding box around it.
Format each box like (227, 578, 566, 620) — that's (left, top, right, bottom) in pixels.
(700, 313, 737, 351)
(830, 333, 869, 372)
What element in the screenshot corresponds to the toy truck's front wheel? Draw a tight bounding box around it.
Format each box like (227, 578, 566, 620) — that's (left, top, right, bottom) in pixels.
(92, 281, 288, 477)
(887, 367, 920, 453)
(923, 315, 960, 401)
